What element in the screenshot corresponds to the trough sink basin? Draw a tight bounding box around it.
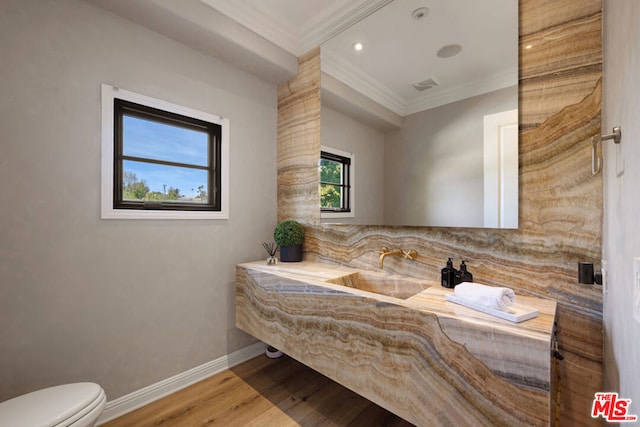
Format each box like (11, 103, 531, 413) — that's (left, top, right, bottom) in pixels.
(326, 271, 431, 300)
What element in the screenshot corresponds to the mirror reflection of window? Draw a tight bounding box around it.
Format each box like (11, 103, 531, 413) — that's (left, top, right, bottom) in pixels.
(320, 147, 354, 218)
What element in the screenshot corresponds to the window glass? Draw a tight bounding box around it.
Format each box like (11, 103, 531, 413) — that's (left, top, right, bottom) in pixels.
(122, 115, 209, 166)
(320, 150, 351, 213)
(122, 160, 210, 203)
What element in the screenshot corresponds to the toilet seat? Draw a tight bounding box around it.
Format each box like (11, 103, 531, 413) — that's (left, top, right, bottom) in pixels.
(54, 385, 106, 427)
(0, 383, 106, 427)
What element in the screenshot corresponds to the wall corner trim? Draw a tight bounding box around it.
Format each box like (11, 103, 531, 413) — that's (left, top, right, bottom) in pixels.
(96, 342, 266, 425)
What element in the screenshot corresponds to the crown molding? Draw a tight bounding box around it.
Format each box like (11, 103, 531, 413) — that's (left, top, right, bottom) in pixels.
(322, 51, 405, 115)
(324, 52, 517, 116)
(200, 0, 299, 54)
(200, 0, 392, 56)
(199, 0, 516, 116)
(297, 0, 393, 55)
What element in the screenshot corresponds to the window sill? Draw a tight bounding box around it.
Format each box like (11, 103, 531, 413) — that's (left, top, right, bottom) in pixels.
(321, 211, 354, 219)
(101, 207, 228, 220)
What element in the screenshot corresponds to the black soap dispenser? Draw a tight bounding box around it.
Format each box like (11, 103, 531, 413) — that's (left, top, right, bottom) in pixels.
(441, 258, 457, 288)
(455, 261, 473, 285)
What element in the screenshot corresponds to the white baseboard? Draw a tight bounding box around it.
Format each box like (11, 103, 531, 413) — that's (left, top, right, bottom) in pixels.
(97, 342, 266, 425)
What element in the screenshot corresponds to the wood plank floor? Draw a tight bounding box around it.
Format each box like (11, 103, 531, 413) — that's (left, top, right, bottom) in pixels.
(102, 354, 415, 427)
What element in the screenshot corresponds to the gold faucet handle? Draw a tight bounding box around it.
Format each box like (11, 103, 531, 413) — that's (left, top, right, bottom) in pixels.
(403, 249, 418, 260)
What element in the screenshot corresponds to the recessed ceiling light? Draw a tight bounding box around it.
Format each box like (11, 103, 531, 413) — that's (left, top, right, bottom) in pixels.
(437, 44, 463, 58)
(411, 7, 429, 20)
(525, 44, 533, 49)
(353, 42, 364, 51)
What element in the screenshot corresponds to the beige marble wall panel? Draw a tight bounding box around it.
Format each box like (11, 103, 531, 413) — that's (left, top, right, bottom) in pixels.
(520, 13, 600, 77)
(519, 0, 601, 36)
(519, 80, 602, 240)
(275, 1, 602, 425)
(277, 48, 321, 223)
(520, 72, 601, 129)
(520, 0, 601, 129)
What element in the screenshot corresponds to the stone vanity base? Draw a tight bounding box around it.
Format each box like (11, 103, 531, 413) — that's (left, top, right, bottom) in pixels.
(236, 261, 557, 427)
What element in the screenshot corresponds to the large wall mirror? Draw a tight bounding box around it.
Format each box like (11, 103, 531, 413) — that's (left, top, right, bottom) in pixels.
(320, 0, 518, 228)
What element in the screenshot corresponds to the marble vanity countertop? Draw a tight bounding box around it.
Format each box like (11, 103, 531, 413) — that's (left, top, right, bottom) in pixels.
(236, 260, 558, 426)
(239, 260, 556, 338)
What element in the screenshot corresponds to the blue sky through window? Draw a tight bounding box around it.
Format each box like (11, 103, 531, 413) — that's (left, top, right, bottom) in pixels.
(123, 115, 209, 197)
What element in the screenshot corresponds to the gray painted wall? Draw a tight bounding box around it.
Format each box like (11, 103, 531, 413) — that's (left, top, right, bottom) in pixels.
(603, 0, 640, 408)
(383, 86, 517, 227)
(0, 0, 276, 401)
(321, 106, 384, 224)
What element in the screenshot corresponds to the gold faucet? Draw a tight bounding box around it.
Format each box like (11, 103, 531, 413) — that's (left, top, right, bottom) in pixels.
(377, 247, 418, 269)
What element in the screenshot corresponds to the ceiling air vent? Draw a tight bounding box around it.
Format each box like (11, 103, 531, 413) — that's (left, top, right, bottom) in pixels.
(412, 77, 439, 92)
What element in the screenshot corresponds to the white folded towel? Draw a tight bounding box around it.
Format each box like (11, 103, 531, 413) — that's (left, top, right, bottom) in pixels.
(454, 282, 516, 312)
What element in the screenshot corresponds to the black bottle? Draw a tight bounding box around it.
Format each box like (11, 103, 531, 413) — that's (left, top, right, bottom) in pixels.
(455, 261, 473, 285)
(441, 257, 457, 288)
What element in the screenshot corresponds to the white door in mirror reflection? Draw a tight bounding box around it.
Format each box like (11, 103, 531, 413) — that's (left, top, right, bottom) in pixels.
(483, 109, 518, 229)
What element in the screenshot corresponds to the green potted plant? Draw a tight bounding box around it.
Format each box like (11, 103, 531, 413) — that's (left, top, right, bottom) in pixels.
(273, 219, 305, 262)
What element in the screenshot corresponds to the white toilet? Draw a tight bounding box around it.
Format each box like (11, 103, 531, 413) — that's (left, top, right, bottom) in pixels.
(0, 383, 106, 427)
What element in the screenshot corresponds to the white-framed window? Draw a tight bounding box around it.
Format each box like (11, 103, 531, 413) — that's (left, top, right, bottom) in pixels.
(320, 146, 355, 219)
(101, 84, 229, 219)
